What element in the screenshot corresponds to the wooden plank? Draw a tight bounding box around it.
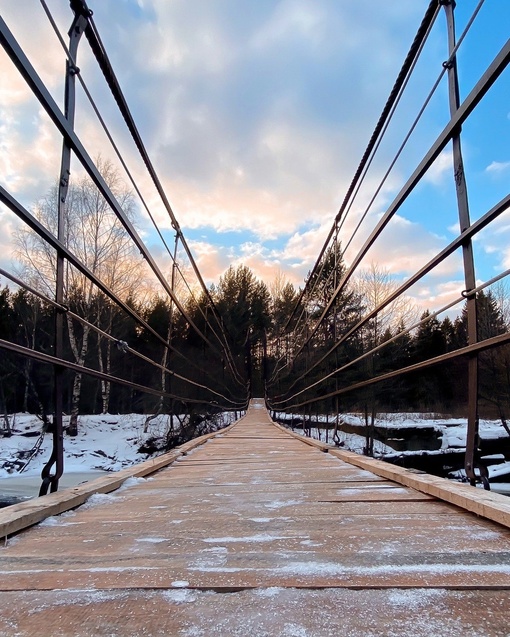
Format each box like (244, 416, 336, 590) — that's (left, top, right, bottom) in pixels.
(1, 588, 509, 637)
(327, 447, 510, 528)
(2, 400, 510, 636)
(269, 416, 510, 529)
(0, 421, 238, 538)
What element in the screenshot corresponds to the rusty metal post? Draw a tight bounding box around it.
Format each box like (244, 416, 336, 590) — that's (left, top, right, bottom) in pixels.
(333, 225, 341, 441)
(167, 234, 179, 433)
(442, 0, 482, 487)
(39, 8, 88, 496)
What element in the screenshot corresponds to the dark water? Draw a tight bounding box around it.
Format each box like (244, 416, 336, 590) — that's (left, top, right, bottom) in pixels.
(0, 471, 107, 508)
(0, 495, 31, 508)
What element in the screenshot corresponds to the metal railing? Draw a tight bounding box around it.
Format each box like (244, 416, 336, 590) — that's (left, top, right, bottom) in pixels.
(0, 1, 248, 494)
(266, 0, 510, 489)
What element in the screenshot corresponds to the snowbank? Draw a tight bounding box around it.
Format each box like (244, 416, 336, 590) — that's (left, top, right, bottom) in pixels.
(0, 412, 236, 480)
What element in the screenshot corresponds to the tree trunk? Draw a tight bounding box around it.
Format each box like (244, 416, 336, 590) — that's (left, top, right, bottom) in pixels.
(0, 379, 11, 434)
(67, 317, 90, 436)
(22, 359, 31, 412)
(22, 313, 38, 412)
(68, 372, 82, 437)
(144, 322, 172, 434)
(98, 336, 112, 414)
(159, 322, 171, 412)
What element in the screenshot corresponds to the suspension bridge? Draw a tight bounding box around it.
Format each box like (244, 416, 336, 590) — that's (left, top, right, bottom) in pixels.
(1, 0, 510, 634)
(1, 400, 510, 636)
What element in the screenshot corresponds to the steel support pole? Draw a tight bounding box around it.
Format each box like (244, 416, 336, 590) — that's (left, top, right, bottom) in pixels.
(168, 234, 179, 431)
(39, 10, 88, 496)
(442, 1, 484, 487)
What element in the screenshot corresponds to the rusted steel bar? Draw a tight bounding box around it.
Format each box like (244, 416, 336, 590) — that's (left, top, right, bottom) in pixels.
(39, 9, 88, 496)
(283, 1, 440, 335)
(274, 331, 510, 411)
(71, 2, 243, 387)
(442, 0, 482, 487)
(0, 267, 241, 404)
(0, 187, 242, 395)
(0, 14, 224, 358)
(290, 36, 510, 359)
(273, 191, 510, 403)
(0, 339, 247, 410)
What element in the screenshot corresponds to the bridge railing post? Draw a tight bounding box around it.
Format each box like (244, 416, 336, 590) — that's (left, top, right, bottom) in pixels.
(39, 7, 89, 496)
(442, 0, 484, 488)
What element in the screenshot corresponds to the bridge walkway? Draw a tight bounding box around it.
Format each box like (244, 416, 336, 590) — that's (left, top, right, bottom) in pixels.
(1, 400, 510, 635)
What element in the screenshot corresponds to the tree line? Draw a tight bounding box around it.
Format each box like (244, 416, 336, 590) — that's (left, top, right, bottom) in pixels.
(2, 261, 510, 427)
(2, 162, 510, 434)
(0, 264, 293, 424)
(267, 243, 510, 430)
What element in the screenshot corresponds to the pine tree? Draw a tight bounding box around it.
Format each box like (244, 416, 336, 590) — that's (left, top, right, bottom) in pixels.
(214, 265, 272, 395)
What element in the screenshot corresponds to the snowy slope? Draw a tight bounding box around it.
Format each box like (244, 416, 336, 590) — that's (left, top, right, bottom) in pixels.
(0, 412, 235, 479)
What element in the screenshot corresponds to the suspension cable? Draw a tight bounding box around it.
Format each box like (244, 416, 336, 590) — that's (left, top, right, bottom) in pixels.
(39, 0, 245, 389)
(0, 268, 245, 405)
(271, 191, 510, 400)
(283, 0, 441, 334)
(282, 34, 510, 371)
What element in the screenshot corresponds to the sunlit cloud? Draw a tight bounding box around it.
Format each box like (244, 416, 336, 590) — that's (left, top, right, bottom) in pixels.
(0, 207, 21, 274)
(486, 160, 510, 175)
(423, 149, 453, 186)
(1, 0, 507, 319)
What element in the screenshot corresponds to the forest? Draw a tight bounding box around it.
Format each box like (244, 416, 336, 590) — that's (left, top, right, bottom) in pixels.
(1, 266, 510, 431)
(1, 163, 510, 439)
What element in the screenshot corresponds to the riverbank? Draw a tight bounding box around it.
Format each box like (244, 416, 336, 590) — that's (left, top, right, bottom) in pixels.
(0, 412, 236, 506)
(0, 471, 108, 507)
(275, 411, 510, 487)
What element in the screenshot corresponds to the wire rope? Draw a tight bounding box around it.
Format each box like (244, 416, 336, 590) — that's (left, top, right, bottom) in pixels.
(280, 0, 486, 373)
(39, 0, 245, 390)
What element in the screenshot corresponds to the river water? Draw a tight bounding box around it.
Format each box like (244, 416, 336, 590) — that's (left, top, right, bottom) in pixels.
(0, 471, 108, 507)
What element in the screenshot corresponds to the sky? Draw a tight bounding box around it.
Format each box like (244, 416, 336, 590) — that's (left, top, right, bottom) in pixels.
(0, 0, 509, 317)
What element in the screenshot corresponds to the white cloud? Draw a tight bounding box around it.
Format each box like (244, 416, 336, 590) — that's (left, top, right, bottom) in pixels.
(423, 149, 453, 186)
(408, 278, 466, 317)
(2, 0, 504, 319)
(250, 1, 326, 52)
(486, 160, 510, 175)
(0, 207, 21, 274)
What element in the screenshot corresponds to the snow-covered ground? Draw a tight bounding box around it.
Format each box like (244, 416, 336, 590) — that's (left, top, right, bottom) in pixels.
(275, 411, 510, 487)
(2, 411, 510, 502)
(0, 412, 236, 501)
(277, 411, 508, 451)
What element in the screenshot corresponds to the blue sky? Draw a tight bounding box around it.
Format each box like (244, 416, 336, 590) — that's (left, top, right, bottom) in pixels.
(0, 0, 509, 316)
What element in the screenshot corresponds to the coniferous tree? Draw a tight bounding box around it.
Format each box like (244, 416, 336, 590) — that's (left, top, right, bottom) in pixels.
(410, 311, 448, 411)
(470, 291, 510, 425)
(214, 265, 272, 396)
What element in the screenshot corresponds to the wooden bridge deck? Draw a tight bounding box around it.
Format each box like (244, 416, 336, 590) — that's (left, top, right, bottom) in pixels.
(1, 400, 510, 636)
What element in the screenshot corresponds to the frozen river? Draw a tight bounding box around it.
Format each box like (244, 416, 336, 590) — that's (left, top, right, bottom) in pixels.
(0, 471, 107, 507)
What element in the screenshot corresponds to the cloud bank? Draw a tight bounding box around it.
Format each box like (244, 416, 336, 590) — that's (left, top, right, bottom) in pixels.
(1, 0, 509, 317)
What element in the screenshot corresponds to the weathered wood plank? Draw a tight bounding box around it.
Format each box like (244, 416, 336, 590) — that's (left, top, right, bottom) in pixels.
(1, 588, 509, 637)
(0, 421, 237, 538)
(270, 417, 510, 528)
(1, 400, 510, 636)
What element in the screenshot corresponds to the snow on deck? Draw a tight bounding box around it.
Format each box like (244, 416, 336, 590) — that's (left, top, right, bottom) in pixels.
(1, 399, 510, 636)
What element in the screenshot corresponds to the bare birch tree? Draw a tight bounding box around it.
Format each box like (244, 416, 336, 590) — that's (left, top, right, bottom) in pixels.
(14, 158, 143, 434)
(353, 262, 418, 348)
(352, 262, 418, 454)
